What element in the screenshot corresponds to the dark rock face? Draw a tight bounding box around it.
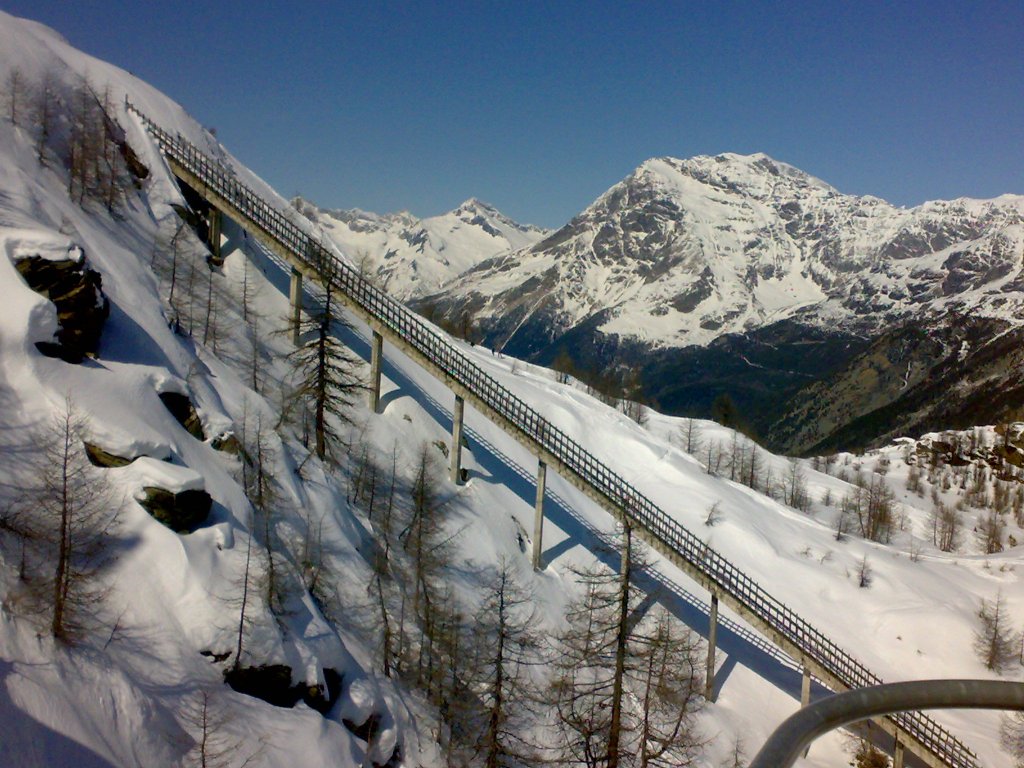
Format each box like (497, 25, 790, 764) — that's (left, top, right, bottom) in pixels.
(15, 255, 109, 363)
(224, 665, 342, 713)
(138, 486, 212, 532)
(224, 664, 301, 708)
(309, 668, 343, 715)
(769, 318, 1024, 455)
(83, 441, 134, 468)
(344, 712, 381, 742)
(158, 392, 205, 440)
(416, 153, 1024, 452)
(210, 431, 244, 458)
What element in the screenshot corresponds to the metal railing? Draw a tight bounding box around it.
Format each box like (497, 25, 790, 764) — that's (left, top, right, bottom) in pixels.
(130, 105, 979, 768)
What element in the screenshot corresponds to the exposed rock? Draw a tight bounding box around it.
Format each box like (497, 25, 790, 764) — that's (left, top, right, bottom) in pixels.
(158, 391, 205, 440)
(16, 253, 109, 363)
(413, 153, 1024, 453)
(344, 712, 381, 742)
(303, 668, 342, 715)
(223, 665, 342, 713)
(138, 486, 212, 532)
(199, 649, 232, 663)
(83, 441, 134, 468)
(210, 431, 244, 458)
(224, 664, 302, 708)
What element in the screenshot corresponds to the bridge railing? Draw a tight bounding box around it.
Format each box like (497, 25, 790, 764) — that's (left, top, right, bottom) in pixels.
(130, 106, 978, 768)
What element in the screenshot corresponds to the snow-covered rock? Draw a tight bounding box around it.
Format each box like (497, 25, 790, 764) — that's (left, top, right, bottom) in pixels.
(292, 196, 548, 300)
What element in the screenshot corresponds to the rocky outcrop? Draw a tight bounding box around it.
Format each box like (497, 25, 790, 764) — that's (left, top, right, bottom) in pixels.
(223, 664, 341, 713)
(138, 486, 212, 532)
(83, 441, 134, 468)
(417, 153, 1024, 452)
(158, 391, 205, 440)
(210, 431, 244, 458)
(16, 253, 109, 363)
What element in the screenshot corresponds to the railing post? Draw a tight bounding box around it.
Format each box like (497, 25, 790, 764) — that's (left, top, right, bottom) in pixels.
(450, 394, 465, 484)
(289, 268, 303, 346)
(893, 738, 904, 768)
(369, 331, 383, 413)
(532, 459, 547, 570)
(705, 593, 719, 701)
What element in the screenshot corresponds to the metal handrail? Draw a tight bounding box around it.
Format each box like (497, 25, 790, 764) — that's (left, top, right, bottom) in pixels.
(750, 680, 1024, 768)
(129, 105, 979, 768)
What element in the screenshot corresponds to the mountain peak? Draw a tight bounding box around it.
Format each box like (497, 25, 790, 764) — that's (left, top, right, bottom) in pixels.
(455, 197, 495, 213)
(633, 152, 839, 200)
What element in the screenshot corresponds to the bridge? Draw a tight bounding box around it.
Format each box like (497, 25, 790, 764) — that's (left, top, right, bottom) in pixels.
(128, 103, 979, 768)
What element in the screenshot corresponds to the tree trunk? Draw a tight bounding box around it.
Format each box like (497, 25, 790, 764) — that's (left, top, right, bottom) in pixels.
(607, 523, 632, 768)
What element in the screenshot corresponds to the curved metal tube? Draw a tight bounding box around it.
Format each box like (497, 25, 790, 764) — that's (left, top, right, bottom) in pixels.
(749, 680, 1024, 768)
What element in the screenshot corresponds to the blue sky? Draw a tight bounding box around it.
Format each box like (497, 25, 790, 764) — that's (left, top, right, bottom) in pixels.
(5, 1, 1023, 227)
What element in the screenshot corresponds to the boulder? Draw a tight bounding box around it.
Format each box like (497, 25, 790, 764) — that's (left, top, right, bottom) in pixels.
(138, 486, 212, 532)
(210, 431, 245, 459)
(224, 664, 301, 708)
(158, 391, 205, 440)
(344, 712, 381, 743)
(223, 665, 342, 713)
(303, 668, 342, 715)
(83, 441, 134, 468)
(16, 254, 109, 363)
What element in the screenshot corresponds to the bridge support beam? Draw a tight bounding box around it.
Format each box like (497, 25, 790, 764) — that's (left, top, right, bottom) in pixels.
(289, 268, 303, 346)
(705, 594, 719, 701)
(893, 739, 904, 768)
(532, 460, 547, 570)
(450, 395, 465, 484)
(802, 667, 812, 707)
(208, 207, 223, 265)
(369, 331, 383, 413)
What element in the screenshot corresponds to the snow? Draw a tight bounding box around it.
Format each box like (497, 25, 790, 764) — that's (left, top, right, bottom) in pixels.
(0, 9, 1021, 768)
(433, 147, 1024, 357)
(294, 195, 549, 300)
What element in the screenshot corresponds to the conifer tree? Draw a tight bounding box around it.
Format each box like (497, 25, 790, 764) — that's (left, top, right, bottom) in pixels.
(975, 591, 1020, 673)
(473, 559, 544, 768)
(3, 399, 122, 643)
(288, 255, 363, 462)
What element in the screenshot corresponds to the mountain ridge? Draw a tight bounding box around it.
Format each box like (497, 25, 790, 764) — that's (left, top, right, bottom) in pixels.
(410, 150, 1024, 452)
(292, 195, 549, 300)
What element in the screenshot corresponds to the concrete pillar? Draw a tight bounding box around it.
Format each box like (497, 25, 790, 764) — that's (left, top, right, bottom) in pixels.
(799, 667, 813, 758)
(450, 394, 465, 484)
(289, 268, 303, 346)
(208, 207, 222, 264)
(705, 594, 719, 701)
(893, 739, 904, 768)
(369, 331, 383, 413)
(532, 460, 547, 570)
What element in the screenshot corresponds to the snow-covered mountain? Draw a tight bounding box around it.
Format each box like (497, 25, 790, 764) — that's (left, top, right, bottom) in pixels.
(291, 196, 548, 300)
(417, 153, 1024, 452)
(2, 10, 1024, 768)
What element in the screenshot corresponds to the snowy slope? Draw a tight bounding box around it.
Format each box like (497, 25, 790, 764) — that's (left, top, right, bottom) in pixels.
(292, 196, 548, 300)
(0, 11, 1021, 768)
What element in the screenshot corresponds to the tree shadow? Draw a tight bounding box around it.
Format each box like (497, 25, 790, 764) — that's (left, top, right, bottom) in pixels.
(0, 659, 117, 768)
(213, 207, 830, 711)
